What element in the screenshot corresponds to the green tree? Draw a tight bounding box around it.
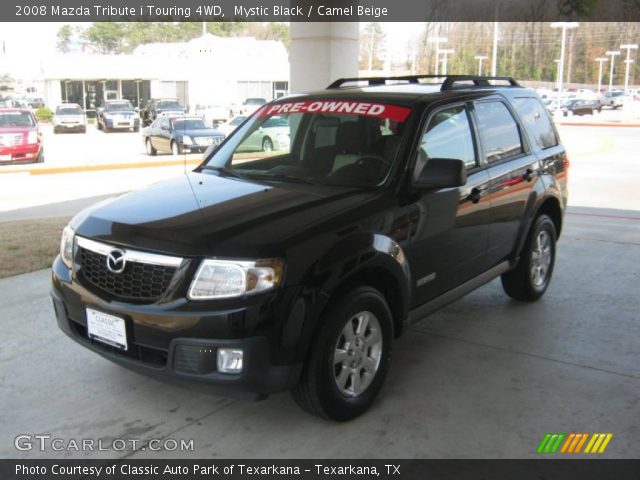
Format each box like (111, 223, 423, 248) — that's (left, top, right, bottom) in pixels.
(82, 23, 125, 53)
(56, 25, 73, 53)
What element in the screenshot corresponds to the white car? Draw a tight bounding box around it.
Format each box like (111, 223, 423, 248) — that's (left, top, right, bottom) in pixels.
(216, 115, 247, 136)
(600, 90, 626, 109)
(239, 115, 289, 152)
(196, 104, 232, 126)
(241, 97, 267, 115)
(53, 104, 86, 134)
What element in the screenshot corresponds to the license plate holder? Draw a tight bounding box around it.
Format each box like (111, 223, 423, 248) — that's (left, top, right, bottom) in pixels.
(86, 308, 128, 351)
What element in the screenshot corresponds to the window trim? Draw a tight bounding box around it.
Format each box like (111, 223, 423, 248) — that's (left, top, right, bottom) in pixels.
(511, 96, 559, 151)
(469, 97, 530, 167)
(410, 101, 481, 184)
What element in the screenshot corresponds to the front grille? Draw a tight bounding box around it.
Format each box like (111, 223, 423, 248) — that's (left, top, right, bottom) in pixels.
(78, 247, 177, 302)
(0, 134, 23, 147)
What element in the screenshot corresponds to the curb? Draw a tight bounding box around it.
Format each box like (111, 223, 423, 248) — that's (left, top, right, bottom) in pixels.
(0, 159, 201, 176)
(557, 122, 640, 128)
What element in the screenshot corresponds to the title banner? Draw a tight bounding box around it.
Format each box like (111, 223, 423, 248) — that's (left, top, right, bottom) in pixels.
(3, 0, 640, 22)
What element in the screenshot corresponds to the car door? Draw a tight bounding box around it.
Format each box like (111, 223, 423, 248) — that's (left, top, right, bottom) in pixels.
(148, 118, 165, 152)
(408, 103, 492, 307)
(158, 118, 173, 152)
(471, 97, 541, 267)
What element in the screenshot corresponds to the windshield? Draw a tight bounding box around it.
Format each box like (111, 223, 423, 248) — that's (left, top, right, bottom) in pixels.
(245, 98, 266, 106)
(106, 102, 133, 112)
(157, 100, 183, 109)
(172, 119, 207, 130)
(202, 100, 412, 188)
(57, 107, 83, 115)
(0, 111, 35, 127)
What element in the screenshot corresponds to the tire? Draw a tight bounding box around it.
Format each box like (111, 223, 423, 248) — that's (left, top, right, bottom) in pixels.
(501, 214, 557, 302)
(36, 150, 44, 164)
(171, 141, 183, 155)
(262, 137, 273, 152)
(81, 127, 86, 134)
(53, 127, 59, 134)
(96, 120, 102, 131)
(145, 138, 157, 156)
(291, 285, 393, 421)
(133, 126, 139, 133)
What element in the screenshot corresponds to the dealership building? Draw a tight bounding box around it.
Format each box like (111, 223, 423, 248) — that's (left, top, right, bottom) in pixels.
(39, 34, 289, 116)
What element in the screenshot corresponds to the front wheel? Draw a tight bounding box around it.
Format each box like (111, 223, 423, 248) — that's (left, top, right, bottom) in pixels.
(262, 137, 273, 152)
(501, 214, 557, 302)
(145, 138, 157, 156)
(171, 141, 183, 155)
(291, 286, 393, 421)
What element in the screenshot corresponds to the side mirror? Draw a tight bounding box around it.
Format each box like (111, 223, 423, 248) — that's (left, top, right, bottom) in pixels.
(414, 158, 467, 189)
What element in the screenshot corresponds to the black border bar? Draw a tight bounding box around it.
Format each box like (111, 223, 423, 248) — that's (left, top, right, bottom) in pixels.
(4, 0, 640, 22)
(3, 459, 640, 480)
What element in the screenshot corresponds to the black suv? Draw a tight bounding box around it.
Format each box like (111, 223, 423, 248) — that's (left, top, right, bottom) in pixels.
(140, 98, 187, 126)
(51, 75, 568, 421)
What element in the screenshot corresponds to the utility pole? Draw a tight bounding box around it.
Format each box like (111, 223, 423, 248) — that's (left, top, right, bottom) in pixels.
(428, 37, 447, 77)
(475, 55, 488, 75)
(441, 49, 454, 76)
(551, 22, 579, 109)
(606, 50, 621, 91)
(620, 44, 638, 93)
(595, 57, 608, 94)
(491, 22, 499, 76)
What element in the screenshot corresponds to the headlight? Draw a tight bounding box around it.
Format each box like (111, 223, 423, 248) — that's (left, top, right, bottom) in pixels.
(60, 225, 75, 269)
(27, 131, 38, 144)
(182, 135, 193, 145)
(188, 259, 284, 300)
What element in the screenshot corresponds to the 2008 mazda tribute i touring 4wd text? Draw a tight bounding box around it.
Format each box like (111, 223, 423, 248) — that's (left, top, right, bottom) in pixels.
(52, 75, 568, 421)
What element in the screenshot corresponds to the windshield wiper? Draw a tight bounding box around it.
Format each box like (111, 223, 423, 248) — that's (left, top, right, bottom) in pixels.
(201, 166, 248, 180)
(245, 172, 319, 185)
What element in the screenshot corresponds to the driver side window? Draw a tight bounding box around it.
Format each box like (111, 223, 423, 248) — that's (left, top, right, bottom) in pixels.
(414, 105, 477, 182)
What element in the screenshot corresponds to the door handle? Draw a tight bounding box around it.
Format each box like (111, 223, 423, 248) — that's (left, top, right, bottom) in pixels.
(468, 186, 485, 204)
(523, 168, 537, 182)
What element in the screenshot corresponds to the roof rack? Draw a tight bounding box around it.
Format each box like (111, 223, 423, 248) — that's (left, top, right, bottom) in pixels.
(327, 75, 521, 91)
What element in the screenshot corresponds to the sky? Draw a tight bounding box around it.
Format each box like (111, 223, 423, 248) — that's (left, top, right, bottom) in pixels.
(0, 22, 424, 77)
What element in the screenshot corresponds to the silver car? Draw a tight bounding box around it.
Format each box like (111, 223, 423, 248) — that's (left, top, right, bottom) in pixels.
(53, 104, 87, 134)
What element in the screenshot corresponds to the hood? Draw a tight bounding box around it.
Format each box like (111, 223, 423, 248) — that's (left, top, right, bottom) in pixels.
(72, 172, 373, 258)
(176, 128, 223, 138)
(105, 110, 136, 115)
(0, 126, 35, 134)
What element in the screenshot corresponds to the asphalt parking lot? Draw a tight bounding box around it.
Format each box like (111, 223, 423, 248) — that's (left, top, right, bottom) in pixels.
(0, 124, 639, 459)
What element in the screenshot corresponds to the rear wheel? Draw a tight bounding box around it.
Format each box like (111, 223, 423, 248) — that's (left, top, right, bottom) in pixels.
(501, 214, 557, 302)
(291, 286, 393, 421)
(145, 138, 157, 156)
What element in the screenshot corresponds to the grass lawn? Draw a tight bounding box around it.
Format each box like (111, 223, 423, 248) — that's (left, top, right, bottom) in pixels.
(0, 217, 71, 278)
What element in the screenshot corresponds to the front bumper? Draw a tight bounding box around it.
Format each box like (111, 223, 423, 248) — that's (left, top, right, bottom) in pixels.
(105, 118, 140, 129)
(50, 256, 302, 396)
(0, 144, 41, 163)
(55, 122, 86, 131)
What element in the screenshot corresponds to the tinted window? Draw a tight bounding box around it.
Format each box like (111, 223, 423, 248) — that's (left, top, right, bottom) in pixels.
(512, 98, 558, 150)
(474, 101, 523, 163)
(414, 105, 476, 181)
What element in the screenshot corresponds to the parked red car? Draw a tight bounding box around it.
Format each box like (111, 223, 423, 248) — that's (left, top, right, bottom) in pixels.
(0, 108, 43, 164)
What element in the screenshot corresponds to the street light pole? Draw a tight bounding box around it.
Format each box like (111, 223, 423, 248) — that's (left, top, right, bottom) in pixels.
(620, 44, 638, 93)
(606, 50, 621, 91)
(441, 49, 454, 76)
(595, 57, 608, 94)
(429, 37, 447, 78)
(475, 55, 488, 76)
(551, 22, 579, 109)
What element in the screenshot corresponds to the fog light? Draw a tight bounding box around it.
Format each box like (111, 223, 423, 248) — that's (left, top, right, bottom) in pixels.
(217, 348, 243, 373)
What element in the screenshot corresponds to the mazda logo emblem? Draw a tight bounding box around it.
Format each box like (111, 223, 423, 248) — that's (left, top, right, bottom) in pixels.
(106, 248, 126, 274)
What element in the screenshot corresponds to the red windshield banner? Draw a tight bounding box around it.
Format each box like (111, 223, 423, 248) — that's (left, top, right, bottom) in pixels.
(259, 101, 412, 122)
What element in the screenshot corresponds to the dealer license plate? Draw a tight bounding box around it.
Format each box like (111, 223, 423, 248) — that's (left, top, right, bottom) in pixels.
(0, 155, 11, 161)
(86, 308, 128, 351)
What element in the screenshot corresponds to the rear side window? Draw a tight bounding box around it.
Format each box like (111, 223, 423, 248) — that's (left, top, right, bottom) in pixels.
(474, 101, 523, 163)
(512, 98, 558, 150)
(414, 105, 476, 181)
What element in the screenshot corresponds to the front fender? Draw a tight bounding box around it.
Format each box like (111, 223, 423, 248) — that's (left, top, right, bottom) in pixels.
(284, 232, 411, 363)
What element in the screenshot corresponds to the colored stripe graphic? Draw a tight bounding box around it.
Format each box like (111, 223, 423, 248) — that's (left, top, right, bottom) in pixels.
(540, 433, 613, 454)
(537, 433, 565, 454)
